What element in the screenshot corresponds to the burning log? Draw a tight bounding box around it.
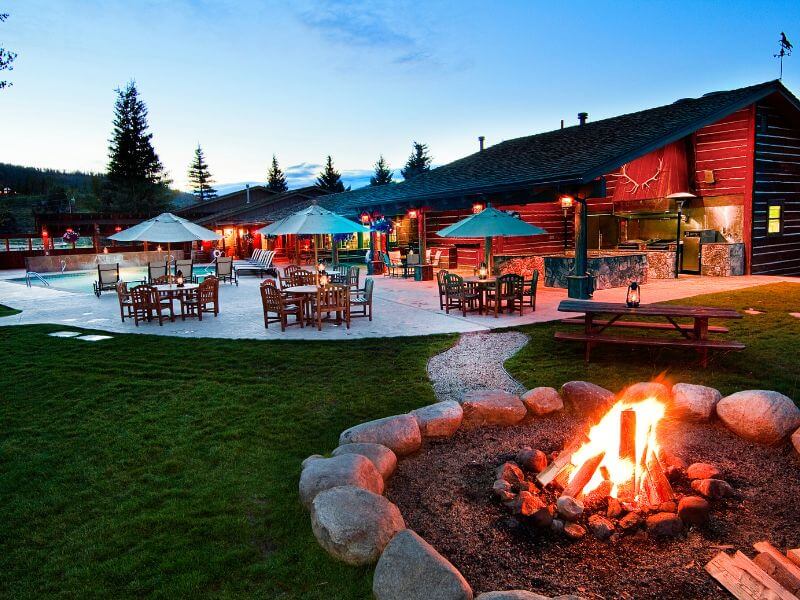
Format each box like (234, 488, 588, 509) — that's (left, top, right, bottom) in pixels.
(537, 435, 587, 487)
(617, 409, 637, 501)
(561, 451, 605, 499)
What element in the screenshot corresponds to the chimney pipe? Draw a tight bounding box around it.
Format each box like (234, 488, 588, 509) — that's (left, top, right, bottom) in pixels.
(478, 136, 485, 151)
(560, 119, 564, 129)
(246, 183, 250, 204)
(578, 112, 588, 126)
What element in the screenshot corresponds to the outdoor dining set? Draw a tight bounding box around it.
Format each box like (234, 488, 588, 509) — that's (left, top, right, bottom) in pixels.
(116, 275, 219, 326)
(436, 269, 539, 317)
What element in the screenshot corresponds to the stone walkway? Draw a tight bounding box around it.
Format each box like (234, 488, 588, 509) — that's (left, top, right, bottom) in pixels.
(426, 331, 529, 403)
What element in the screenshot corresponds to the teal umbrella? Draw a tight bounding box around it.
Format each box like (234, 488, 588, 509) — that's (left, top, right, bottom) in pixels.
(436, 205, 547, 270)
(257, 204, 369, 272)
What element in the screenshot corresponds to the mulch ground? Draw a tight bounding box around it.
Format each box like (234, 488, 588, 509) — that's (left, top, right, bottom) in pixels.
(385, 413, 800, 599)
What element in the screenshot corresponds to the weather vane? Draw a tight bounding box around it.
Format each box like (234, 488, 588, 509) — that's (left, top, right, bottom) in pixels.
(775, 32, 793, 79)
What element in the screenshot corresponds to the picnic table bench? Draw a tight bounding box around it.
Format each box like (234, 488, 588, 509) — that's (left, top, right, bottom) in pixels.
(555, 300, 745, 367)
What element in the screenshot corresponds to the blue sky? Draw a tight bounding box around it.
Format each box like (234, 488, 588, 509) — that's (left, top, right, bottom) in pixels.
(1, 0, 798, 192)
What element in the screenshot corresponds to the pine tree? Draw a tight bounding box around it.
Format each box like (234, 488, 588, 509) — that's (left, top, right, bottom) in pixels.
(103, 81, 170, 213)
(187, 144, 217, 202)
(401, 141, 432, 180)
(370, 155, 393, 186)
(0, 12, 17, 91)
(315, 155, 345, 193)
(267, 155, 288, 192)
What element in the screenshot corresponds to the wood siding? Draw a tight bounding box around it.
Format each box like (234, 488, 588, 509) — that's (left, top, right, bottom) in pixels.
(751, 97, 800, 275)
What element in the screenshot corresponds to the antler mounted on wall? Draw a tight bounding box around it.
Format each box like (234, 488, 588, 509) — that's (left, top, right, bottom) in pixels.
(612, 158, 664, 194)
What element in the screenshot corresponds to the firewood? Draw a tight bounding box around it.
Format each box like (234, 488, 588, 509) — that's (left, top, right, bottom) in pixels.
(553, 464, 574, 490)
(644, 448, 674, 504)
(732, 551, 797, 600)
(635, 426, 652, 500)
(788, 549, 800, 568)
(752, 542, 800, 595)
(617, 409, 637, 501)
(706, 551, 794, 600)
(561, 451, 605, 499)
(537, 435, 587, 487)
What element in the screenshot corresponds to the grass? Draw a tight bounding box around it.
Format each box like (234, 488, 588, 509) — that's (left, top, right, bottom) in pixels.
(0, 304, 21, 317)
(1, 282, 799, 599)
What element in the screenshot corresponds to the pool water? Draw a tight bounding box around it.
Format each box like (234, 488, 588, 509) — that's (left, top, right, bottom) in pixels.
(9, 267, 213, 293)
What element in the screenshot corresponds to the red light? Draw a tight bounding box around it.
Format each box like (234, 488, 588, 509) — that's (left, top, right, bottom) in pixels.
(472, 203, 484, 214)
(114, 226, 122, 232)
(407, 209, 418, 219)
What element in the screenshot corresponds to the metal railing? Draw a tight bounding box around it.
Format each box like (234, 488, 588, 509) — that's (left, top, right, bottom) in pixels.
(25, 271, 51, 287)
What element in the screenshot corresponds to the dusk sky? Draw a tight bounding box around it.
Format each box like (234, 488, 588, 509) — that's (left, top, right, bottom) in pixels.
(1, 0, 798, 192)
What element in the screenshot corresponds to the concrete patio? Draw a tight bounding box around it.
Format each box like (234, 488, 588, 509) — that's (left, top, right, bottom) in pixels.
(0, 266, 795, 340)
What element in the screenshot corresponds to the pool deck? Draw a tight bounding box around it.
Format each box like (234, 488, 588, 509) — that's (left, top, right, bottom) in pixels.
(0, 266, 796, 340)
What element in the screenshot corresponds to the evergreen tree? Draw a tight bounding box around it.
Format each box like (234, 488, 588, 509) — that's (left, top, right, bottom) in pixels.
(267, 155, 288, 192)
(401, 141, 432, 180)
(370, 155, 393, 186)
(187, 144, 217, 202)
(102, 81, 170, 214)
(315, 155, 345, 193)
(0, 12, 17, 91)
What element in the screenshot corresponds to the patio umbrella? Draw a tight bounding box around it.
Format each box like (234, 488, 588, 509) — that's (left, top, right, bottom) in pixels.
(257, 204, 369, 277)
(436, 205, 547, 270)
(109, 212, 222, 267)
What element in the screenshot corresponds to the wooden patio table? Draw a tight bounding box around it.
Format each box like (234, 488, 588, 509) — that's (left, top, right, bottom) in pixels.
(153, 283, 199, 322)
(555, 299, 744, 367)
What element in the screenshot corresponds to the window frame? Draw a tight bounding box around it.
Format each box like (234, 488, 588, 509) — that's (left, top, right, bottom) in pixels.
(766, 200, 784, 237)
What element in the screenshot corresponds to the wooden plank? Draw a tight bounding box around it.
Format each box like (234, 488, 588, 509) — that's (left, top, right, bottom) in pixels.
(617, 410, 637, 502)
(732, 551, 797, 600)
(706, 552, 771, 600)
(561, 451, 604, 499)
(536, 435, 587, 487)
(752, 542, 800, 595)
(556, 299, 742, 319)
(554, 331, 746, 351)
(559, 317, 729, 333)
(788, 549, 800, 568)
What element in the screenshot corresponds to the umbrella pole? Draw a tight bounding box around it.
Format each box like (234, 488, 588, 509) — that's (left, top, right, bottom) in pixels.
(314, 235, 319, 285)
(167, 241, 171, 277)
(485, 236, 492, 274)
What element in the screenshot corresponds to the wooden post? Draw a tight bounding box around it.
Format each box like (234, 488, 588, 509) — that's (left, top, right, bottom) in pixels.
(618, 410, 637, 501)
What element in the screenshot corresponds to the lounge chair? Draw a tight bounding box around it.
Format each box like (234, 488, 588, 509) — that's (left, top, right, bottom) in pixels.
(181, 276, 219, 320)
(260, 279, 304, 331)
(147, 261, 168, 284)
(93, 263, 120, 296)
(430, 249, 443, 267)
(215, 257, 237, 285)
(174, 258, 194, 282)
(351, 278, 374, 321)
(115, 280, 133, 322)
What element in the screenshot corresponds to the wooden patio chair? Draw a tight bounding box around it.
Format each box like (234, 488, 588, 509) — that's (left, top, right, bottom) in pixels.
(115, 280, 133, 322)
(281, 264, 302, 288)
(436, 269, 449, 310)
(292, 269, 316, 286)
(311, 284, 350, 330)
(260, 279, 304, 331)
(351, 277, 374, 320)
(523, 270, 539, 311)
(443, 273, 482, 316)
(150, 274, 173, 285)
(215, 257, 238, 286)
(94, 263, 120, 297)
(485, 273, 524, 317)
(130, 285, 153, 326)
(147, 261, 167, 284)
(181, 276, 219, 321)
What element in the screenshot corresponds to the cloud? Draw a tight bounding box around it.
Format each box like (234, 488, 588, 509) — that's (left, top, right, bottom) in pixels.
(294, 0, 433, 67)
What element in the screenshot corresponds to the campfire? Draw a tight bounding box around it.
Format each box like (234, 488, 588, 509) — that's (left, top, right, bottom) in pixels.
(539, 397, 674, 508)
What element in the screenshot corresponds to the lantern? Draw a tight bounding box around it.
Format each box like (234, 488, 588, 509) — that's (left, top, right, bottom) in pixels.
(176, 270, 185, 287)
(319, 273, 329, 287)
(626, 282, 641, 308)
(407, 208, 418, 219)
(560, 195, 574, 211)
(472, 202, 484, 214)
(360, 211, 371, 225)
(317, 259, 326, 272)
(103, 247, 109, 254)
(477, 262, 488, 280)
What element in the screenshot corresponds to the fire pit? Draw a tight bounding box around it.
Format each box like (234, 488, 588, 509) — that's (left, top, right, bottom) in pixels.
(302, 381, 800, 599)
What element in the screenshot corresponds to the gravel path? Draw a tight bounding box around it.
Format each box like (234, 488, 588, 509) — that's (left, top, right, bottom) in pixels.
(427, 331, 529, 403)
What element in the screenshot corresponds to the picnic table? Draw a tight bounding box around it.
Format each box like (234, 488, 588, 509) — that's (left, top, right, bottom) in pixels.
(555, 300, 745, 367)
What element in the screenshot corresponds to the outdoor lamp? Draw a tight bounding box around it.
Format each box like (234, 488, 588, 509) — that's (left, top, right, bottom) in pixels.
(478, 262, 489, 280)
(317, 259, 326, 272)
(626, 282, 641, 308)
(360, 211, 370, 225)
(560, 195, 575, 210)
(472, 202, 484, 214)
(176, 270, 185, 287)
(407, 208, 418, 219)
(103, 247, 109, 254)
(319, 272, 329, 287)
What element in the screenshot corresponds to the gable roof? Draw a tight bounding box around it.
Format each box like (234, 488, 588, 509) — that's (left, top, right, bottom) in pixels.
(322, 80, 800, 216)
(175, 185, 276, 217)
(194, 186, 329, 225)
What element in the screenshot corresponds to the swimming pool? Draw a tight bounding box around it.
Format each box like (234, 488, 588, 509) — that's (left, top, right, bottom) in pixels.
(8, 267, 214, 293)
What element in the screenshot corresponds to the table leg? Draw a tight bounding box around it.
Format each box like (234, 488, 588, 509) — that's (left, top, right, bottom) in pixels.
(695, 317, 709, 367)
(584, 312, 594, 363)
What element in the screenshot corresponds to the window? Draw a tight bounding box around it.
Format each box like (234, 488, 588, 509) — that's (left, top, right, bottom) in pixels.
(767, 203, 783, 235)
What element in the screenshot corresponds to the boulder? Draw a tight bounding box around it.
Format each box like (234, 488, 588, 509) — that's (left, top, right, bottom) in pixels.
(691, 478, 734, 499)
(411, 401, 463, 438)
(299, 454, 384, 508)
(493, 479, 515, 502)
(556, 496, 584, 521)
(646, 512, 683, 538)
(620, 381, 671, 403)
(619, 511, 643, 531)
(560, 381, 615, 417)
(521, 387, 564, 416)
(301, 454, 324, 468)
(311, 486, 405, 565)
(516, 447, 548, 473)
(505, 491, 545, 517)
(606, 498, 623, 518)
(686, 462, 721, 481)
(460, 389, 526, 428)
(476, 592, 550, 600)
(716, 390, 800, 445)
(678, 496, 710, 526)
(563, 522, 586, 540)
(332, 443, 398, 481)
(670, 383, 722, 421)
(588, 514, 615, 540)
(496, 462, 525, 487)
(339, 414, 422, 456)
(373, 529, 473, 600)
(793, 428, 800, 457)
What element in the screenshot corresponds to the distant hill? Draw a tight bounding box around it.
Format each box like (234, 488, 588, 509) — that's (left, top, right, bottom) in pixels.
(0, 163, 103, 196)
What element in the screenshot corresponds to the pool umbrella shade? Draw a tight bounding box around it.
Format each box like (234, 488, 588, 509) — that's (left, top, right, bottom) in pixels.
(109, 212, 222, 269)
(258, 205, 369, 275)
(436, 205, 547, 268)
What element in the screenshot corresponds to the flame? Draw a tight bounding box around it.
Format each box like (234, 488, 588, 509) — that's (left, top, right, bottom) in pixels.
(567, 397, 665, 499)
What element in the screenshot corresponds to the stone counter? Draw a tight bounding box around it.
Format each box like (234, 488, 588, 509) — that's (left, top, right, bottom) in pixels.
(701, 243, 745, 276)
(495, 252, 648, 290)
(645, 250, 677, 279)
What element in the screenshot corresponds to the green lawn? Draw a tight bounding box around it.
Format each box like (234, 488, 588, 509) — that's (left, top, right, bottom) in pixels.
(1, 282, 799, 599)
(0, 304, 21, 317)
